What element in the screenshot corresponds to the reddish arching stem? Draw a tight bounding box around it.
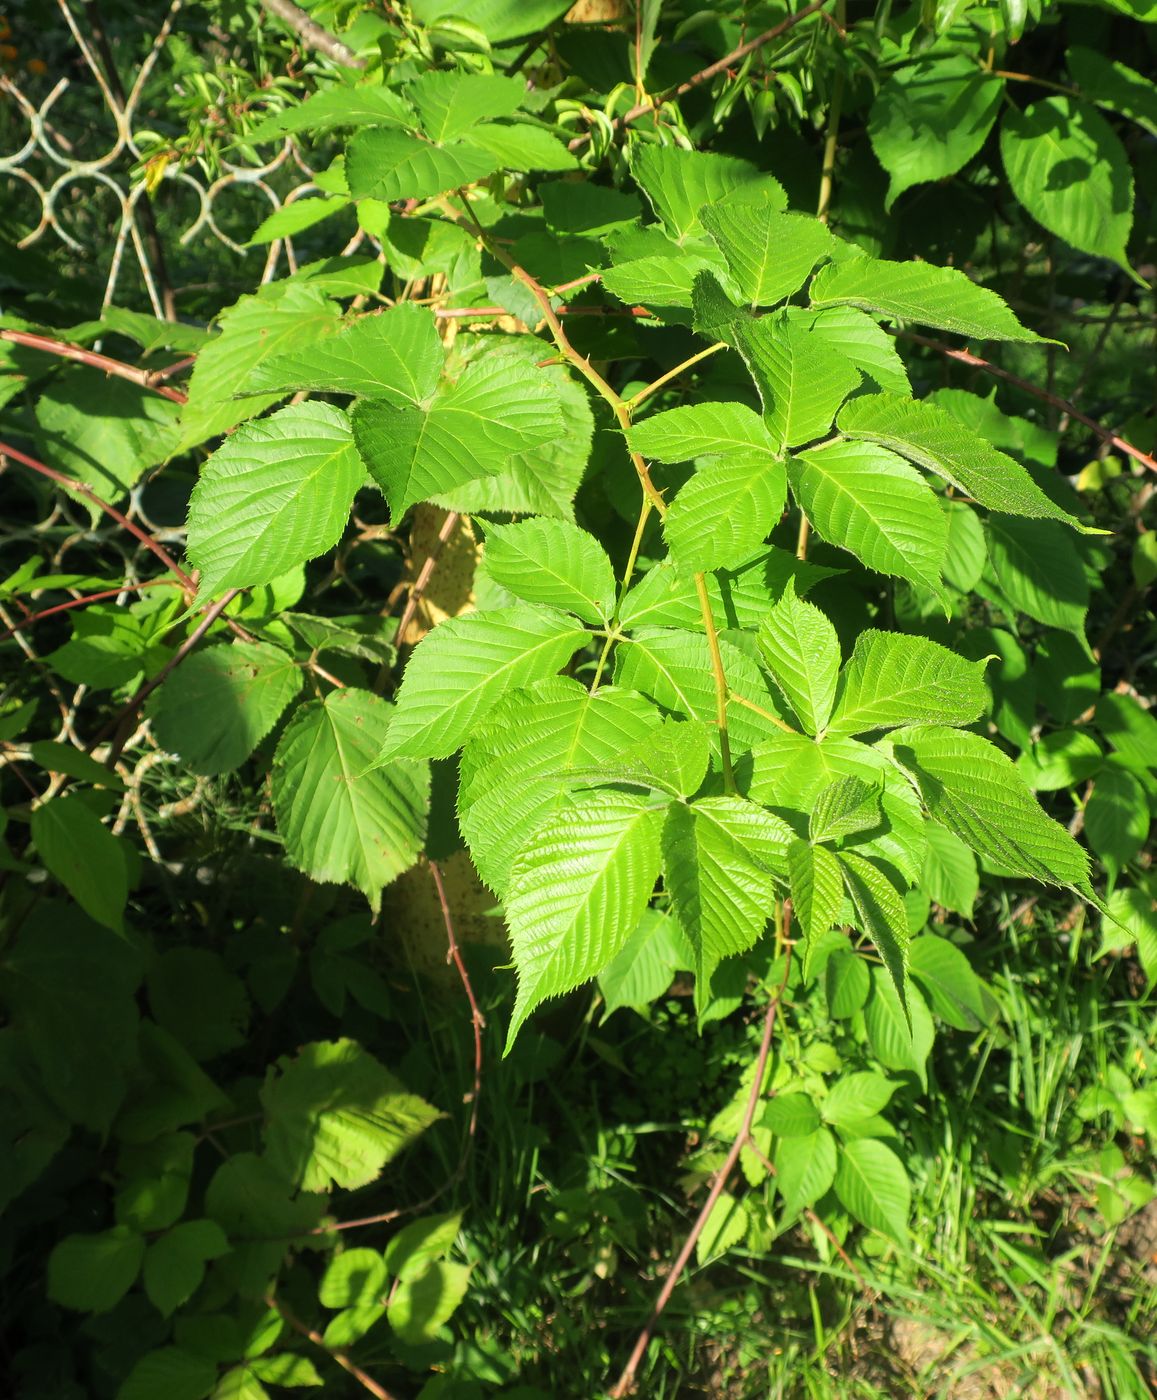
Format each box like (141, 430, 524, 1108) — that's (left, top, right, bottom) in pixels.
(899, 330, 1157, 477)
(0, 328, 189, 404)
(96, 589, 240, 766)
(429, 857, 485, 1146)
(609, 927, 795, 1398)
(569, 0, 830, 150)
(0, 438, 196, 591)
(0, 581, 177, 643)
(264, 1294, 399, 1400)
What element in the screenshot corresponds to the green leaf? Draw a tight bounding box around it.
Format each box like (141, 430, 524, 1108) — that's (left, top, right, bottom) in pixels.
(212, 1367, 271, 1400)
(387, 1260, 472, 1343)
(178, 284, 341, 450)
(630, 145, 785, 242)
(825, 950, 870, 1018)
(31, 795, 127, 934)
(483, 519, 616, 624)
(505, 792, 663, 1047)
(409, 70, 524, 141)
(774, 1127, 837, 1220)
(921, 822, 979, 917)
(598, 909, 692, 1017)
(1085, 768, 1149, 878)
(1035, 632, 1100, 726)
(246, 86, 413, 142)
(382, 606, 588, 762)
(662, 797, 787, 991)
(788, 839, 844, 977)
(1096, 692, 1157, 775)
(986, 517, 1089, 633)
(613, 717, 712, 799)
(626, 401, 777, 461)
(789, 441, 947, 593)
(735, 315, 861, 450)
(664, 455, 787, 573)
(619, 548, 836, 633)
(909, 934, 991, 1030)
(143, 1221, 229, 1318)
(602, 246, 724, 313)
(241, 303, 443, 406)
(47, 1226, 144, 1313)
(346, 128, 496, 202)
(789, 306, 910, 396)
(1017, 729, 1104, 792)
(384, 1211, 463, 1282)
(2, 909, 142, 1133)
(272, 689, 429, 912)
(809, 777, 882, 844)
(1000, 97, 1136, 275)
(869, 57, 1004, 209)
(821, 1073, 897, 1127)
(758, 580, 841, 736)
(890, 725, 1092, 892)
(262, 1039, 442, 1192)
(435, 354, 594, 519)
(458, 679, 660, 895)
(248, 1355, 325, 1387)
(29, 740, 124, 790)
(187, 402, 364, 600)
(116, 1132, 196, 1231)
(809, 257, 1045, 342)
(696, 1191, 748, 1263)
(319, 1248, 389, 1308)
(247, 194, 349, 246)
(761, 1094, 821, 1138)
(149, 641, 302, 776)
(35, 370, 180, 502)
(864, 969, 934, 1086)
(540, 180, 642, 234)
(117, 1348, 217, 1400)
(833, 1138, 910, 1244)
(410, 0, 571, 43)
(353, 350, 565, 519)
(838, 851, 910, 1017)
(701, 195, 834, 305)
(941, 500, 987, 593)
(837, 393, 1082, 526)
(614, 628, 789, 750)
(828, 630, 989, 737)
(1067, 47, 1157, 138)
(461, 121, 577, 172)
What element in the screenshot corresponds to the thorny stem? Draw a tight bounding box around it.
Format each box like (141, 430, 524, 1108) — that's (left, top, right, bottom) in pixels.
(609, 924, 794, 1398)
(0, 329, 188, 404)
(897, 331, 1157, 477)
(0, 580, 176, 642)
(95, 590, 240, 766)
(571, 0, 831, 150)
(815, 0, 847, 227)
(374, 508, 462, 692)
(0, 439, 196, 592)
(429, 858, 485, 1147)
(257, 0, 367, 66)
(695, 572, 734, 792)
(264, 1294, 399, 1399)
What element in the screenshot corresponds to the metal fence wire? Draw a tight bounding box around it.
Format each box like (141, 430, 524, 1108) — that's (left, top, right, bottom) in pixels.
(0, 0, 333, 318)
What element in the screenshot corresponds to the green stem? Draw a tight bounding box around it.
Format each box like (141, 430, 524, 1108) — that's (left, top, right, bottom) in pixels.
(729, 690, 797, 734)
(625, 342, 727, 413)
(815, 0, 847, 227)
(695, 572, 734, 793)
